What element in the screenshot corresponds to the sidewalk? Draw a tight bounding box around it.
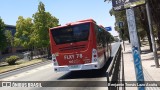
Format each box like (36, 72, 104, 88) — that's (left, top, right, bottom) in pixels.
(122, 41, 160, 90)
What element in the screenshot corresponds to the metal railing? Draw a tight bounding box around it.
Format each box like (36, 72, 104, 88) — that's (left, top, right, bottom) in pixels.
(106, 45, 125, 90)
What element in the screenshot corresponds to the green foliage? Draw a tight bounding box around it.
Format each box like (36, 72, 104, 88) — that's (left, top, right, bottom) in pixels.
(5, 55, 20, 65)
(13, 1, 59, 58)
(14, 16, 33, 48)
(109, 33, 115, 42)
(0, 17, 7, 51)
(32, 2, 59, 48)
(5, 30, 14, 47)
(110, 9, 130, 40)
(134, 7, 147, 40)
(114, 37, 119, 42)
(148, 0, 160, 41)
(110, 7, 148, 41)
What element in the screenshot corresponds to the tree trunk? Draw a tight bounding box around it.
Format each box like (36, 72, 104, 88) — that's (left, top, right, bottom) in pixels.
(145, 24, 153, 51)
(127, 31, 131, 43)
(157, 30, 160, 49)
(139, 6, 153, 51)
(47, 46, 51, 59)
(138, 33, 142, 47)
(149, 0, 160, 50)
(30, 46, 34, 60)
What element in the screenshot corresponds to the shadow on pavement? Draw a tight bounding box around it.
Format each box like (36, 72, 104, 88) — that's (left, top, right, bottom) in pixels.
(141, 49, 151, 54)
(123, 51, 132, 54)
(58, 57, 113, 80)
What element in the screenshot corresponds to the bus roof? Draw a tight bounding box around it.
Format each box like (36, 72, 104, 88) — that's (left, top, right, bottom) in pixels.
(50, 19, 96, 30)
(99, 25, 106, 30)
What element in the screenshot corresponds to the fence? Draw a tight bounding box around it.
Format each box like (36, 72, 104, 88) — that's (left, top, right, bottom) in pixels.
(106, 45, 125, 90)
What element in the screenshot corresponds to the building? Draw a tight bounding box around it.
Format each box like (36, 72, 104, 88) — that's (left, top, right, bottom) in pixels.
(5, 25, 16, 36)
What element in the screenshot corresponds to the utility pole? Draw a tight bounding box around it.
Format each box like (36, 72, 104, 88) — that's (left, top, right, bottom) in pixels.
(105, 0, 146, 89)
(126, 8, 145, 90)
(146, 1, 159, 68)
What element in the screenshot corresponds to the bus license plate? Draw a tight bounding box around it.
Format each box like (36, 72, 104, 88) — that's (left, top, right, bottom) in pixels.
(69, 65, 79, 69)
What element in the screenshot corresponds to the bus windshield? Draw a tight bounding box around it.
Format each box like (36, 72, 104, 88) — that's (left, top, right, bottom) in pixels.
(51, 23, 90, 45)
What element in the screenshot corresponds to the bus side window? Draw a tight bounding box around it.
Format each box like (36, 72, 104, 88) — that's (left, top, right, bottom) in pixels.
(94, 25, 103, 49)
(95, 25, 99, 44)
(99, 27, 108, 47)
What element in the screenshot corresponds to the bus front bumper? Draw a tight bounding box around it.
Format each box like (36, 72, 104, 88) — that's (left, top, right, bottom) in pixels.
(53, 63, 100, 72)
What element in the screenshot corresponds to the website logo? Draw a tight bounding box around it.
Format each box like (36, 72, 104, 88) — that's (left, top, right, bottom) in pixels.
(2, 82, 11, 87)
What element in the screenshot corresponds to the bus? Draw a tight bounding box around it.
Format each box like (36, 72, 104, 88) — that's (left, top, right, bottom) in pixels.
(49, 19, 112, 72)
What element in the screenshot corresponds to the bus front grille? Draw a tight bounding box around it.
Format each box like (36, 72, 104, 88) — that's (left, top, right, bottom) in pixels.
(59, 45, 85, 51)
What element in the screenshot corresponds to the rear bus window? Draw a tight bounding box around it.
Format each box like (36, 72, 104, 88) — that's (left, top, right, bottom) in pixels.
(51, 23, 90, 45)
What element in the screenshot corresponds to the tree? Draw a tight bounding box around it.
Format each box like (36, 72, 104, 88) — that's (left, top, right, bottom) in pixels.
(135, 6, 153, 50)
(110, 9, 130, 42)
(109, 6, 154, 51)
(0, 17, 7, 52)
(5, 30, 13, 52)
(32, 2, 59, 57)
(148, 0, 160, 49)
(14, 16, 33, 49)
(105, 0, 160, 50)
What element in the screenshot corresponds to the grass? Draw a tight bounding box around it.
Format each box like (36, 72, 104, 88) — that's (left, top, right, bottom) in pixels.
(0, 59, 44, 73)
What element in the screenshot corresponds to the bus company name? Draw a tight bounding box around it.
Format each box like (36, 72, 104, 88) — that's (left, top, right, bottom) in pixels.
(64, 54, 83, 60)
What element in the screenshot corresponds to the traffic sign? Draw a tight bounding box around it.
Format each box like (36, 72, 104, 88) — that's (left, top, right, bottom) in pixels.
(105, 26, 112, 31)
(112, 0, 146, 11)
(118, 22, 124, 28)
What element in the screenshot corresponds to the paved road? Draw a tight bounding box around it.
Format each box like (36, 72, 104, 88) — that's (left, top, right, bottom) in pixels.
(0, 42, 120, 90)
(0, 61, 51, 79)
(111, 42, 121, 56)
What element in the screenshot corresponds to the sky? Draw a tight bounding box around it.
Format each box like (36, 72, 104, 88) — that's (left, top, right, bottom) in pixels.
(0, 0, 118, 36)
